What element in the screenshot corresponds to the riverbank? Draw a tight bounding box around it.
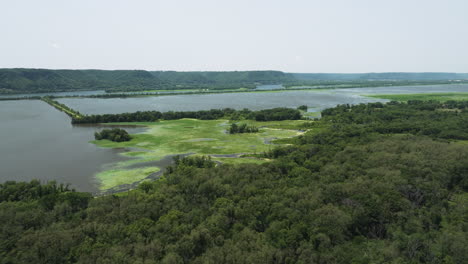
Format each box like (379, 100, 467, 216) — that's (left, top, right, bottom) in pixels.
(365, 92, 468, 101)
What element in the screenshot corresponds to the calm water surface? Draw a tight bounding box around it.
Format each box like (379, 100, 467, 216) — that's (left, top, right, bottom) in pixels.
(57, 84, 468, 115)
(0, 90, 106, 99)
(337, 84, 468, 94)
(57, 90, 385, 114)
(0, 100, 142, 192)
(3, 84, 468, 191)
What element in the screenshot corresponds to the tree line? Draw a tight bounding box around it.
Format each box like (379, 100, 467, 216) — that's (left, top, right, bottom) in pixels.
(71, 107, 303, 124)
(228, 123, 259, 134)
(0, 69, 293, 94)
(0, 100, 467, 263)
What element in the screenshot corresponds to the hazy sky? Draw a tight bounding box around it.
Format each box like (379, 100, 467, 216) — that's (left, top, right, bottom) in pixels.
(1, 0, 467, 72)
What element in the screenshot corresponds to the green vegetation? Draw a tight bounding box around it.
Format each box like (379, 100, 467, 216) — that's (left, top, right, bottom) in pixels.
(92, 119, 304, 190)
(302, 111, 321, 118)
(211, 157, 269, 165)
(0, 69, 292, 94)
(367, 92, 468, 101)
(94, 128, 131, 142)
(41, 97, 83, 119)
(228, 123, 259, 134)
(72, 107, 303, 124)
(2, 68, 467, 95)
(96, 167, 160, 190)
(297, 105, 308, 111)
(1, 101, 468, 263)
(173, 155, 215, 169)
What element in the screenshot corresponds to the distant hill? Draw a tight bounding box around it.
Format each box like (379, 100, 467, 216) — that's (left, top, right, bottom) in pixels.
(151, 71, 293, 86)
(0, 69, 293, 94)
(1, 69, 467, 94)
(292, 72, 468, 81)
(0, 69, 166, 94)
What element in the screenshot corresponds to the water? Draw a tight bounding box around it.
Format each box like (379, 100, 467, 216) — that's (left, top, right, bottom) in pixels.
(57, 91, 386, 114)
(56, 84, 468, 115)
(255, 84, 284, 90)
(0, 90, 106, 99)
(336, 84, 468, 94)
(0, 100, 143, 192)
(2, 84, 467, 192)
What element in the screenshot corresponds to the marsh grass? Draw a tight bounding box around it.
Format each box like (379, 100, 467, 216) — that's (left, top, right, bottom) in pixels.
(96, 167, 160, 190)
(92, 119, 305, 190)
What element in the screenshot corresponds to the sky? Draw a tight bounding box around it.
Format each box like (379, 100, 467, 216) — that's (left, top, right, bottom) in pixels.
(1, 0, 467, 73)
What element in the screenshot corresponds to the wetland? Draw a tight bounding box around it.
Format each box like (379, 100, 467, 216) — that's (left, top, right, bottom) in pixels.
(2, 83, 468, 193)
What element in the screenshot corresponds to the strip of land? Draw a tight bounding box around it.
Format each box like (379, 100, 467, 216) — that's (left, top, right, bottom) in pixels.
(41, 97, 84, 119)
(366, 92, 468, 101)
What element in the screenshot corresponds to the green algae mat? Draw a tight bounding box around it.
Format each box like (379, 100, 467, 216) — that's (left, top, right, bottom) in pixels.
(92, 119, 308, 191)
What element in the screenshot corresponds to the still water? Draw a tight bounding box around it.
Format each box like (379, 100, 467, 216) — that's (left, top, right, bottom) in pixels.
(337, 84, 468, 94)
(0, 100, 142, 192)
(0, 90, 107, 99)
(57, 84, 468, 115)
(57, 91, 384, 114)
(2, 84, 468, 192)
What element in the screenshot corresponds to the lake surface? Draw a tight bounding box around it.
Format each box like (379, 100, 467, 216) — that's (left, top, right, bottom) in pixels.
(0, 100, 143, 192)
(255, 84, 284, 90)
(57, 91, 386, 114)
(0, 90, 107, 99)
(56, 84, 468, 115)
(2, 84, 468, 192)
(336, 84, 468, 94)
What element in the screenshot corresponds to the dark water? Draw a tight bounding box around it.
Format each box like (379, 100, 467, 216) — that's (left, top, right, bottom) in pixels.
(0, 100, 143, 192)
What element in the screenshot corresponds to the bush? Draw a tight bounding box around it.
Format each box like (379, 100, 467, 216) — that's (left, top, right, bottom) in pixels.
(94, 128, 131, 142)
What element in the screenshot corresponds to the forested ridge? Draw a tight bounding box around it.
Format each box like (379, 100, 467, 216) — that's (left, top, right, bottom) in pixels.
(2, 68, 468, 94)
(292, 72, 468, 81)
(0, 69, 293, 94)
(1, 101, 467, 263)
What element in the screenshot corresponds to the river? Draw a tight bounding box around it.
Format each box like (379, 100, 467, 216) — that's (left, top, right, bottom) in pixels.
(1, 84, 467, 192)
(0, 100, 142, 192)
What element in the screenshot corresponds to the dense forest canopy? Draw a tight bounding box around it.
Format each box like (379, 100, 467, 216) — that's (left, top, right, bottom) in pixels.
(0, 69, 293, 94)
(71, 107, 303, 124)
(1, 68, 467, 94)
(1, 101, 467, 263)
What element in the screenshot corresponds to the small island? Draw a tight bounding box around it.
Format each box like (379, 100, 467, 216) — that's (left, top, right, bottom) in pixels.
(94, 128, 132, 142)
